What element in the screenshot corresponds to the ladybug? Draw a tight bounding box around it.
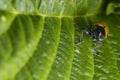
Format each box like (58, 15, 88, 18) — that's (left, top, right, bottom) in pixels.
(77, 22, 109, 54)
(85, 22, 109, 41)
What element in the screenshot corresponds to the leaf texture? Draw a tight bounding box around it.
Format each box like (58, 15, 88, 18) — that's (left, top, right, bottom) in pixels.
(0, 0, 120, 80)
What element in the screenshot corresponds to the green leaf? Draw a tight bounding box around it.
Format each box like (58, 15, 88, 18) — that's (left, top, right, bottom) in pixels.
(48, 18, 74, 80)
(106, 1, 120, 15)
(0, 0, 120, 80)
(0, 15, 44, 79)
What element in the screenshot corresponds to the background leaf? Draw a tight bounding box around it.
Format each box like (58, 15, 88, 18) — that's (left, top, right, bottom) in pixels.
(0, 0, 120, 80)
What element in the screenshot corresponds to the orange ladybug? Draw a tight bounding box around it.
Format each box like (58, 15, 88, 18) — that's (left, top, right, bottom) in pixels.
(89, 22, 109, 41)
(77, 22, 109, 54)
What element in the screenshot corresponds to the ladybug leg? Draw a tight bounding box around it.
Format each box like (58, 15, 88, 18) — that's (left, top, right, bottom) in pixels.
(76, 29, 89, 45)
(93, 41, 103, 55)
